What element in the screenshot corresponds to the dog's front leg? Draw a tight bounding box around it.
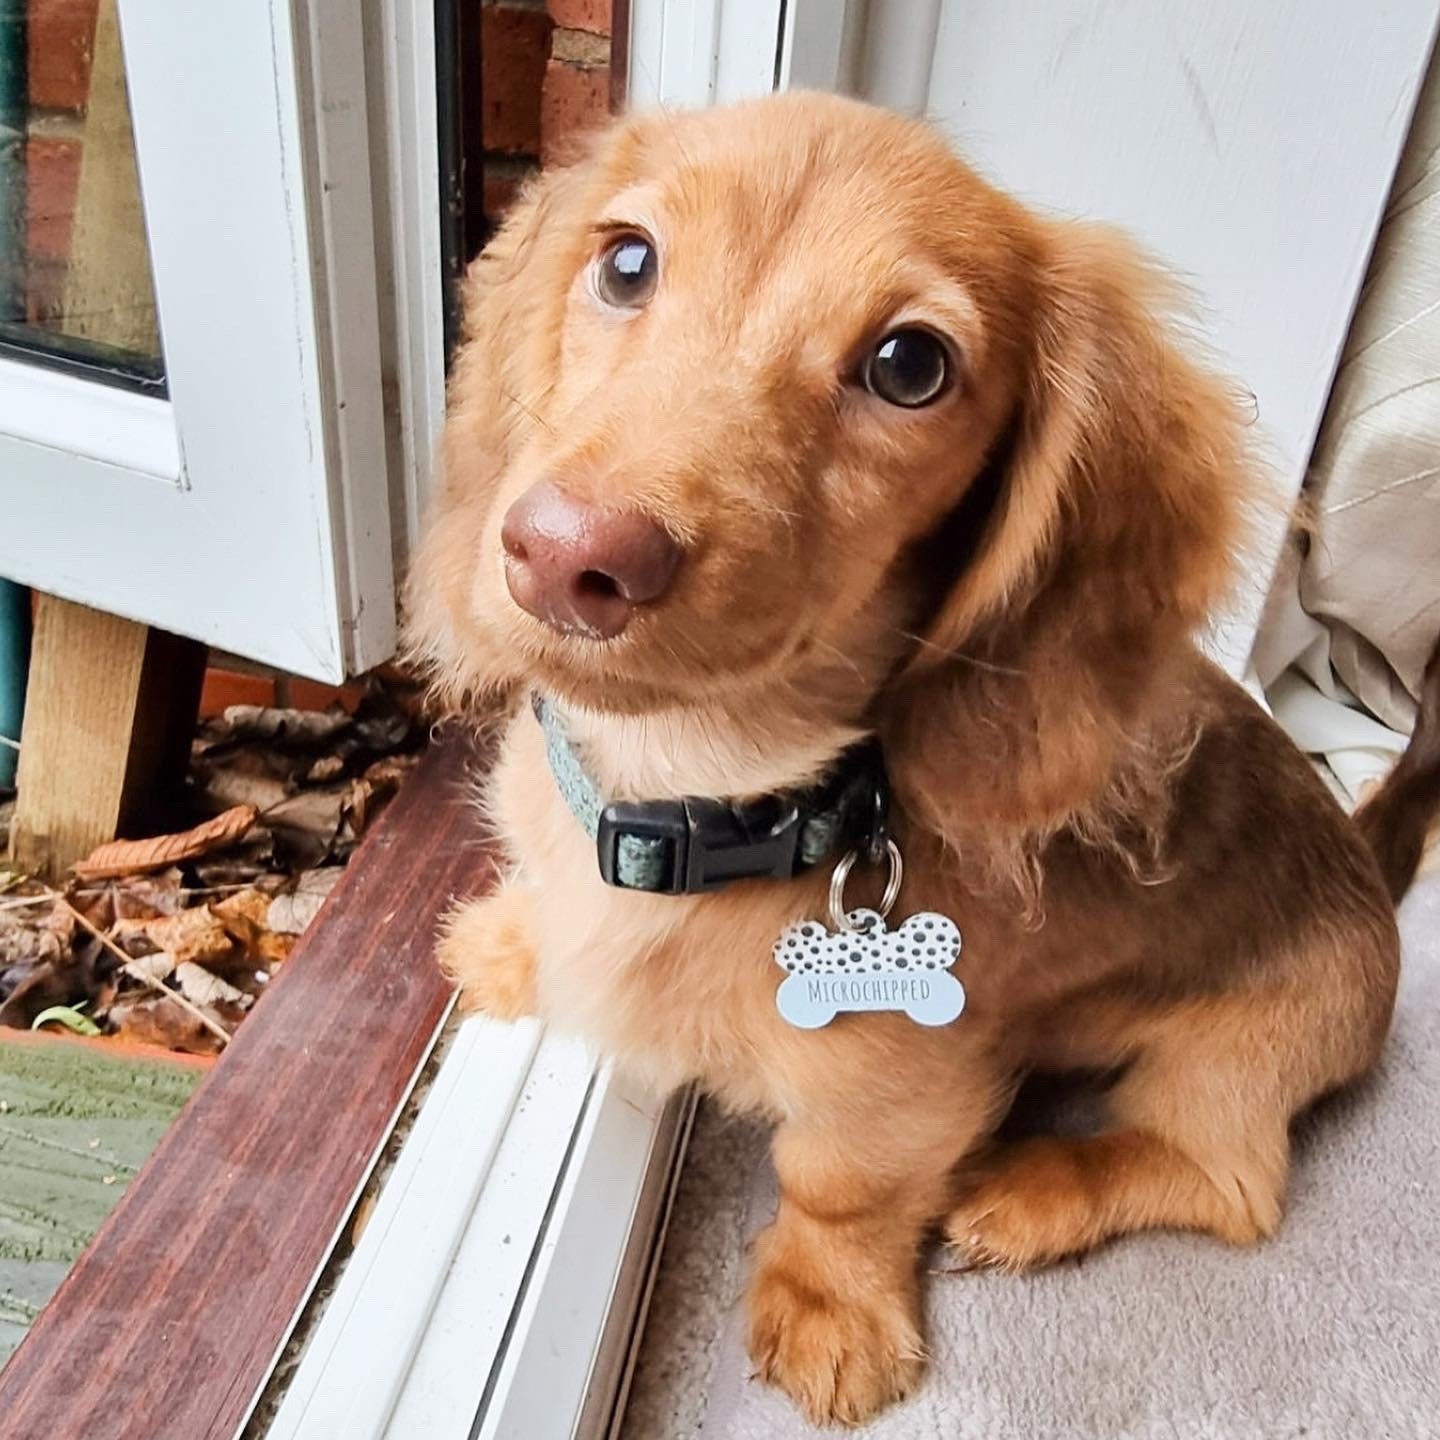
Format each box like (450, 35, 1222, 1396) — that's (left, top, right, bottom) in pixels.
(747, 1116, 961, 1425)
(436, 884, 539, 1022)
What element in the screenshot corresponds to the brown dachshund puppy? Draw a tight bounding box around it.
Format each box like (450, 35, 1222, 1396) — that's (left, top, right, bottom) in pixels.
(407, 93, 1438, 1425)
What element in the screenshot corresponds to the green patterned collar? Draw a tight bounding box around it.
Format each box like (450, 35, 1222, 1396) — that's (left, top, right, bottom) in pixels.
(533, 695, 888, 895)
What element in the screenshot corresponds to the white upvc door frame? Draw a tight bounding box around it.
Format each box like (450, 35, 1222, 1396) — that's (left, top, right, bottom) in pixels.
(265, 1019, 692, 1440)
(368, 0, 449, 568)
(622, 0, 908, 111)
(626, 0, 784, 108)
(0, 0, 415, 681)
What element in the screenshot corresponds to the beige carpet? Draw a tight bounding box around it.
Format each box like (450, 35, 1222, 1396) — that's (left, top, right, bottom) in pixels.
(622, 876, 1440, 1440)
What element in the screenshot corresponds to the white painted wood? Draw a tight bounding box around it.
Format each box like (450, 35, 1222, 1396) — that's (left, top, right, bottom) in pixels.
(852, 0, 940, 113)
(236, 994, 459, 1440)
(626, 0, 715, 107)
(262, 22, 689, 1436)
(778, 0, 846, 95)
(625, 0, 667, 107)
(582, 1092, 697, 1440)
(715, 0, 784, 104)
(0, 0, 397, 680)
(291, 0, 395, 675)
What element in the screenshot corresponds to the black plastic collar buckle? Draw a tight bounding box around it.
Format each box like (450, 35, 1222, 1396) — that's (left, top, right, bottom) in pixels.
(597, 795, 803, 894)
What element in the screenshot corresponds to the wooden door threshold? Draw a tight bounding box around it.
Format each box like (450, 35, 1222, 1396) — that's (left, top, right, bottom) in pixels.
(0, 731, 494, 1440)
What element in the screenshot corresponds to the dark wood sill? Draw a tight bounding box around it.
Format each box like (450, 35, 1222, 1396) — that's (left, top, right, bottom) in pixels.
(0, 733, 494, 1440)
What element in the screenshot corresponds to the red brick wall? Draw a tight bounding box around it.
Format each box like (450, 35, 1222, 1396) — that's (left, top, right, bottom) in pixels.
(23, 1, 97, 326)
(477, 0, 614, 229)
(28, 0, 96, 111)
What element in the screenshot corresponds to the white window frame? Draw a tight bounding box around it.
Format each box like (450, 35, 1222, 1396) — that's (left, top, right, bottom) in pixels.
(0, 0, 405, 681)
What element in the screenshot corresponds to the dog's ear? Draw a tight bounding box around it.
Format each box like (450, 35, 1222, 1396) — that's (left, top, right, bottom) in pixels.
(403, 145, 608, 710)
(883, 224, 1251, 846)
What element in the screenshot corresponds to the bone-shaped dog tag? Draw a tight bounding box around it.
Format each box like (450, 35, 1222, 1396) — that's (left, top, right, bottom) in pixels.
(772, 907, 965, 1029)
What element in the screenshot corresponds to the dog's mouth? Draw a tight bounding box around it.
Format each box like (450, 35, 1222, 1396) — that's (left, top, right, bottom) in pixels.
(513, 617, 756, 715)
(509, 580, 886, 725)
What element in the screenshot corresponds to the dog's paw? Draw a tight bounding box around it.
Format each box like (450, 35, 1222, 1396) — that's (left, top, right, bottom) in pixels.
(945, 1138, 1104, 1271)
(437, 893, 538, 1022)
(747, 1258, 924, 1426)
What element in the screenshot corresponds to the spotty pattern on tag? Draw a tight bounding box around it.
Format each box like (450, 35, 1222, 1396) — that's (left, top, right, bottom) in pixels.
(772, 908, 965, 1029)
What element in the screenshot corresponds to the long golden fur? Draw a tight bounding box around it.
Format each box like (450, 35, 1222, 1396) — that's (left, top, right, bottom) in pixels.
(407, 94, 1423, 1425)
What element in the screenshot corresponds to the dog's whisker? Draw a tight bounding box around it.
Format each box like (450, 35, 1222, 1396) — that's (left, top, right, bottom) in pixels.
(890, 627, 1026, 678)
(805, 635, 869, 685)
(499, 387, 557, 437)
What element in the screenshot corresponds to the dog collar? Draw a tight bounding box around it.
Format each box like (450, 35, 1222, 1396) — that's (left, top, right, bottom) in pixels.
(534, 695, 888, 895)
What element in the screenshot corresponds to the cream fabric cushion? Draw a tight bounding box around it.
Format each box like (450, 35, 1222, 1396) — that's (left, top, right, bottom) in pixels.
(1296, 54, 1440, 733)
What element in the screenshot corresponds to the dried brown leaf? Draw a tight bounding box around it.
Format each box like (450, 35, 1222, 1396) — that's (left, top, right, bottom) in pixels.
(347, 753, 418, 836)
(306, 754, 346, 784)
(109, 992, 225, 1056)
(0, 938, 105, 1029)
(66, 886, 116, 930)
(0, 913, 63, 967)
(199, 763, 293, 814)
(107, 869, 188, 920)
(350, 702, 413, 752)
(210, 704, 351, 747)
(174, 962, 251, 1010)
(211, 887, 272, 939)
(124, 951, 176, 984)
(72, 805, 259, 881)
(141, 908, 236, 967)
(263, 789, 348, 868)
(40, 900, 76, 948)
(109, 919, 164, 959)
(266, 788, 346, 838)
(213, 888, 273, 926)
(361, 753, 419, 789)
(266, 866, 344, 935)
(190, 831, 278, 887)
(256, 931, 296, 967)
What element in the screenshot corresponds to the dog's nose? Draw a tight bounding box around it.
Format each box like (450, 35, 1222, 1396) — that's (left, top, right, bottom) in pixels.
(500, 481, 681, 639)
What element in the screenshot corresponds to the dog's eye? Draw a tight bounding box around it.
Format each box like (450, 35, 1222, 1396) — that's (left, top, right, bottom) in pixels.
(863, 329, 950, 408)
(595, 234, 658, 309)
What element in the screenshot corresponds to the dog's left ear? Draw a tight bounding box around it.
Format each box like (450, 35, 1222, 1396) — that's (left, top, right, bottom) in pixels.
(882, 223, 1252, 844)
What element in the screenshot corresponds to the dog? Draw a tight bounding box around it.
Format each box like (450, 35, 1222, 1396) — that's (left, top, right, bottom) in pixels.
(406, 92, 1440, 1425)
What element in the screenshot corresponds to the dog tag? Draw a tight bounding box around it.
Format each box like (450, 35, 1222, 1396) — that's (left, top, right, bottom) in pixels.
(773, 907, 965, 1030)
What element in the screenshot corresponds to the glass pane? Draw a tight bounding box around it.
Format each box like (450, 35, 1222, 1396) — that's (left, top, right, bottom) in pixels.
(0, 0, 163, 388)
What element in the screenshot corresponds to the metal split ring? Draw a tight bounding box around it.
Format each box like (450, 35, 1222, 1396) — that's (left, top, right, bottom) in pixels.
(828, 838, 904, 931)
